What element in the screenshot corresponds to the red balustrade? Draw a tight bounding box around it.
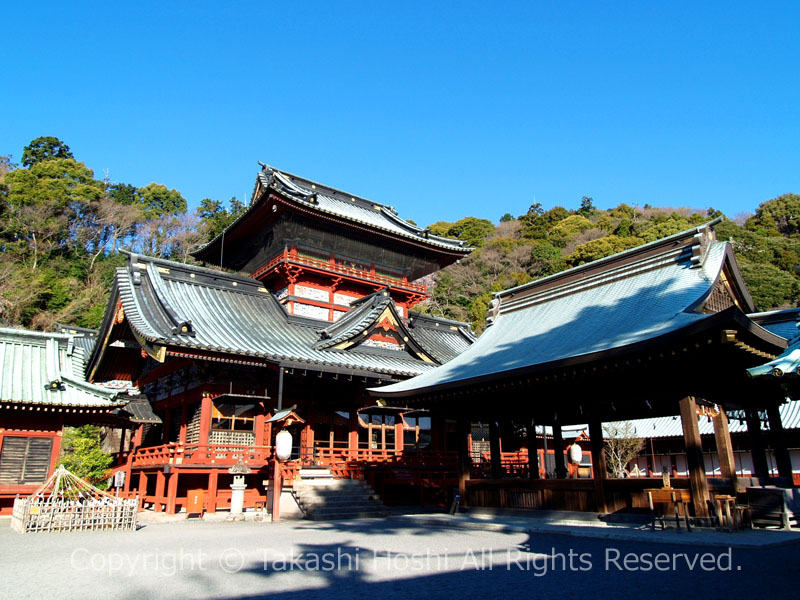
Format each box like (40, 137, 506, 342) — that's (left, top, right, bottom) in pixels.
(252, 251, 427, 294)
(129, 443, 273, 467)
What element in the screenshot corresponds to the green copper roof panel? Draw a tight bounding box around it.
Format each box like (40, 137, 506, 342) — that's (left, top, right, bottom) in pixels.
(0, 328, 122, 407)
(373, 223, 777, 398)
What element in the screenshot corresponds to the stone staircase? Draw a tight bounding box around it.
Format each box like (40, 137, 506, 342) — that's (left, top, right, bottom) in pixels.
(292, 467, 389, 520)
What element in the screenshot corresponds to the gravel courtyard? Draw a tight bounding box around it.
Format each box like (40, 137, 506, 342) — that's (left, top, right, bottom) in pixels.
(1, 517, 798, 600)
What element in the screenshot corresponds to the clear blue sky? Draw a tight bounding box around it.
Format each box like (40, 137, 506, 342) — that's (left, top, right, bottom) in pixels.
(3, 2, 798, 226)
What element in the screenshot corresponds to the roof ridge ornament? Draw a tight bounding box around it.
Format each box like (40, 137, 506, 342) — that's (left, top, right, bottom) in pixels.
(690, 223, 717, 268)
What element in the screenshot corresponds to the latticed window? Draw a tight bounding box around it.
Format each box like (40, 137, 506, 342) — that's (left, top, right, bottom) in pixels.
(0, 437, 53, 485)
(703, 280, 737, 314)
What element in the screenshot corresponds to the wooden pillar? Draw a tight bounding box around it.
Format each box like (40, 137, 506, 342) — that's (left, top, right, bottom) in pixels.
(456, 417, 471, 507)
(118, 428, 127, 455)
(138, 472, 147, 510)
(552, 422, 567, 479)
(207, 470, 218, 514)
(154, 470, 166, 513)
(134, 424, 144, 448)
(254, 413, 266, 446)
(348, 412, 359, 459)
(179, 403, 188, 444)
(489, 420, 503, 479)
(166, 471, 179, 514)
(679, 396, 710, 518)
(271, 460, 282, 522)
(199, 395, 212, 446)
(395, 420, 404, 452)
(526, 419, 540, 479)
(746, 409, 770, 481)
(767, 404, 793, 481)
(588, 420, 608, 513)
(162, 408, 171, 444)
(302, 424, 315, 463)
(264, 421, 273, 449)
(712, 408, 737, 481)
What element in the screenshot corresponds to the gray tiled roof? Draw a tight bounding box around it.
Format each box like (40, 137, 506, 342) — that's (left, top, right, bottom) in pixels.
(0, 327, 122, 407)
(614, 400, 800, 438)
(373, 222, 784, 398)
(315, 291, 394, 350)
(749, 308, 800, 341)
(195, 165, 471, 259)
(99, 253, 471, 379)
(407, 313, 476, 364)
(263, 168, 469, 252)
(747, 309, 800, 379)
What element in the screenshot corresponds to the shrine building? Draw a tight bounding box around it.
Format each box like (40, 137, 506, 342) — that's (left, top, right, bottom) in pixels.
(372, 220, 797, 518)
(0, 327, 126, 514)
(87, 164, 477, 515)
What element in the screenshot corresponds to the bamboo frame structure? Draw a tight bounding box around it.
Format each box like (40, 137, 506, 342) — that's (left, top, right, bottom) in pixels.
(11, 466, 137, 534)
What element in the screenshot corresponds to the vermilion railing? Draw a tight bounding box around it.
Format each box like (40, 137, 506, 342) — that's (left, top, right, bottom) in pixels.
(251, 249, 427, 294)
(129, 443, 273, 467)
(126, 443, 456, 473)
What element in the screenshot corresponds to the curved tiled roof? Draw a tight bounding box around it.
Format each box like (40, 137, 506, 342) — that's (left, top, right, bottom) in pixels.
(616, 400, 800, 438)
(93, 253, 472, 379)
(0, 328, 123, 407)
(194, 165, 471, 261)
(749, 308, 800, 341)
(373, 222, 785, 398)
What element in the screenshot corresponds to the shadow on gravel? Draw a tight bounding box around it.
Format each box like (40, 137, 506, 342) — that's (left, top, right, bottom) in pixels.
(211, 529, 800, 600)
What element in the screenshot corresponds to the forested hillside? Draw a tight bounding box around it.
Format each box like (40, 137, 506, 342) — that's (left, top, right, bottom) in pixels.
(2, 137, 799, 334)
(0, 137, 244, 330)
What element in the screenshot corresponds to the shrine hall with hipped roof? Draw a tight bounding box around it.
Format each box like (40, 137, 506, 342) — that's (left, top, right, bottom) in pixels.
(86, 164, 477, 515)
(372, 220, 796, 518)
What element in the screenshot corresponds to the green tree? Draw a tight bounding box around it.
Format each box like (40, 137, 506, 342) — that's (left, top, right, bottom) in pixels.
(197, 196, 246, 241)
(2, 158, 104, 270)
(550, 214, 594, 246)
(639, 215, 692, 242)
(447, 217, 495, 247)
(21, 136, 74, 167)
(499, 212, 514, 223)
(738, 260, 800, 310)
(108, 182, 139, 205)
(59, 425, 113, 488)
(577, 195, 596, 217)
(567, 235, 644, 266)
(746, 193, 800, 236)
(137, 182, 187, 219)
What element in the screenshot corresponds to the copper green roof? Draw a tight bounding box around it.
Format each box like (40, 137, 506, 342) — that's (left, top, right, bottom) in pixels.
(0, 328, 123, 408)
(372, 221, 785, 399)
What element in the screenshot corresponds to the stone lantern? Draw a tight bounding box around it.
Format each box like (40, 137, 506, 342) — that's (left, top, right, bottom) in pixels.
(228, 459, 252, 516)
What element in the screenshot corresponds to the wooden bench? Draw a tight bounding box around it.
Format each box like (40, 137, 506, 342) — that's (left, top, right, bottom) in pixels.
(645, 488, 692, 532)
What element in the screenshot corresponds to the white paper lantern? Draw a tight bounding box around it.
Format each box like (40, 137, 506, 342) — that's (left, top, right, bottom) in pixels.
(275, 429, 293, 461)
(568, 444, 583, 465)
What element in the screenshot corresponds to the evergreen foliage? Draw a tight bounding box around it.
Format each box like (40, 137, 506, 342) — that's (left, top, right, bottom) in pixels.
(2, 136, 800, 336)
(58, 425, 113, 489)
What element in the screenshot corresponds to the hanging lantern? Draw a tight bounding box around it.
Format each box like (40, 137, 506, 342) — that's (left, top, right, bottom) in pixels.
(275, 429, 293, 461)
(568, 444, 583, 465)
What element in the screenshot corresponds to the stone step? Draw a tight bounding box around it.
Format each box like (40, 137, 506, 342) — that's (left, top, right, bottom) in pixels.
(309, 510, 390, 521)
(297, 468, 333, 479)
(294, 478, 366, 488)
(295, 487, 376, 498)
(296, 482, 369, 490)
(293, 478, 387, 521)
(297, 496, 381, 508)
(309, 502, 388, 514)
